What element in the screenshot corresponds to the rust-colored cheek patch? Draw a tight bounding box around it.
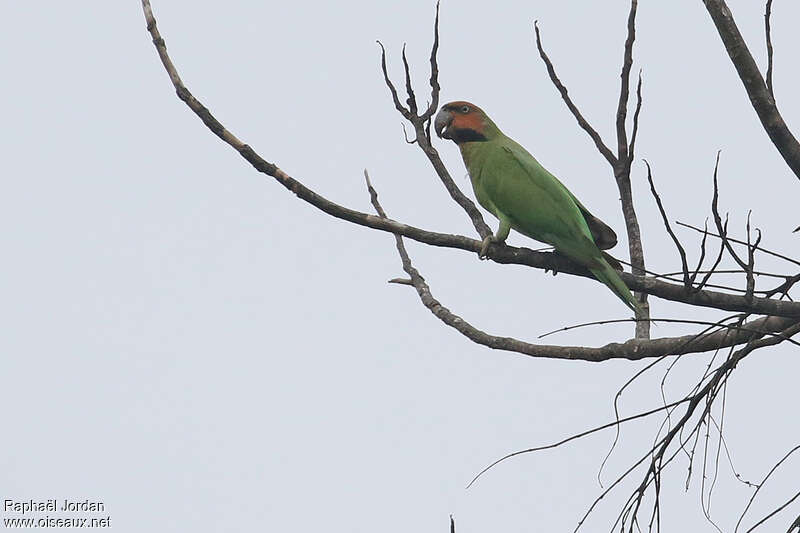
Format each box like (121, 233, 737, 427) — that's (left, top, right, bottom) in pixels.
(452, 112, 484, 135)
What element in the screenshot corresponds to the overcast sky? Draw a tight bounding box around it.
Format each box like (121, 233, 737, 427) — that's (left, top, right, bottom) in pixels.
(3, 1, 799, 531)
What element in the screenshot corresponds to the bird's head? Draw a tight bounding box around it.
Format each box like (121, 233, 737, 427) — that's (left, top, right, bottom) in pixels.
(434, 101, 500, 144)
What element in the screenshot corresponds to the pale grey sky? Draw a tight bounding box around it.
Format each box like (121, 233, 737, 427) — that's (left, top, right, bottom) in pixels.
(2, 1, 799, 531)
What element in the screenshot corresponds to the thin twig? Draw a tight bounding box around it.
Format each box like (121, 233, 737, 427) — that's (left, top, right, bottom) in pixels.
(690, 219, 711, 286)
(533, 21, 616, 167)
(764, 273, 800, 299)
(400, 44, 418, 115)
(628, 70, 643, 166)
(697, 220, 728, 293)
(538, 316, 800, 347)
(615, 0, 638, 164)
(710, 152, 749, 272)
(377, 41, 411, 119)
(746, 490, 800, 532)
(598, 314, 743, 489)
(420, 0, 441, 121)
(745, 212, 763, 302)
(615, 257, 752, 294)
(614, 0, 649, 340)
(378, 16, 493, 240)
(737, 445, 800, 532)
(677, 221, 800, 268)
(604, 319, 800, 531)
(661, 268, 785, 280)
(765, 0, 775, 99)
(644, 160, 690, 289)
(467, 397, 693, 489)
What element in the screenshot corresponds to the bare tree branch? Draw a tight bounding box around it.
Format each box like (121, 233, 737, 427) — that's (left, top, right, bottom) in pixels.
(141, 0, 800, 328)
(378, 20, 493, 240)
(607, 319, 800, 531)
(535, 3, 650, 339)
(533, 22, 617, 167)
(736, 444, 800, 532)
(678, 221, 800, 269)
(420, 0, 441, 121)
(377, 41, 412, 120)
(702, 0, 800, 180)
(628, 70, 644, 166)
(745, 212, 763, 302)
(468, 396, 693, 489)
(710, 153, 752, 275)
(615, 0, 638, 164)
(746, 490, 800, 532)
(539, 316, 800, 347)
(401, 44, 418, 115)
(615, 0, 649, 339)
(361, 177, 797, 363)
(764, 0, 775, 99)
(764, 273, 800, 299)
(690, 220, 712, 288)
(697, 222, 728, 294)
(645, 160, 691, 289)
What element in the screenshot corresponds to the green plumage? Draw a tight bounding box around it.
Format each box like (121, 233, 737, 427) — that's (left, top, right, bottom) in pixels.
(436, 102, 638, 312)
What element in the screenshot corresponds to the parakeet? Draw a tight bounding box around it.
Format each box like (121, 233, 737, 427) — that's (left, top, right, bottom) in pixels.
(434, 100, 638, 312)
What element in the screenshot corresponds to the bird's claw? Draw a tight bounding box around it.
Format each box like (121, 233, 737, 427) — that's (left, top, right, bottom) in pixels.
(479, 235, 494, 259)
(545, 250, 564, 276)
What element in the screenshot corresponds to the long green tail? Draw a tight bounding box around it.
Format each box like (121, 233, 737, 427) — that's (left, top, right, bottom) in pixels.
(589, 260, 639, 313)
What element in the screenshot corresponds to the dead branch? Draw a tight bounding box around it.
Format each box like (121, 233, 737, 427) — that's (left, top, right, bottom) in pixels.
(745, 213, 763, 302)
(628, 70, 644, 167)
(533, 22, 616, 167)
(736, 444, 800, 531)
(616, 0, 649, 339)
(764, 0, 775, 99)
(645, 160, 691, 289)
(678, 221, 800, 269)
(745, 490, 800, 532)
(764, 273, 800, 299)
(702, 0, 800, 180)
(535, 1, 650, 339)
(365, 166, 800, 361)
(468, 396, 693, 489)
(615, 0, 638, 164)
(608, 319, 800, 531)
(377, 4, 493, 241)
(538, 316, 800, 347)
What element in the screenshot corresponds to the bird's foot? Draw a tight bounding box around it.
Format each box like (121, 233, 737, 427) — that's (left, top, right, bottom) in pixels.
(479, 235, 494, 260)
(545, 251, 563, 276)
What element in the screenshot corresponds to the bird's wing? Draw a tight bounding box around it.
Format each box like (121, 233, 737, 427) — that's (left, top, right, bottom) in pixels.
(568, 195, 618, 250)
(495, 137, 616, 250)
(475, 138, 603, 266)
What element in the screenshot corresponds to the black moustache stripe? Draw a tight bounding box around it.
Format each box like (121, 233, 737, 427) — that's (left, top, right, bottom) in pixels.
(451, 128, 487, 143)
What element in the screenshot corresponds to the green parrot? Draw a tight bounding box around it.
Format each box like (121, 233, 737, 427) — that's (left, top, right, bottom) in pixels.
(434, 100, 638, 312)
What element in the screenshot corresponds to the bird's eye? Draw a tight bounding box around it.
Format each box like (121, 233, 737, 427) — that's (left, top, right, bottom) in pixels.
(460, 105, 470, 113)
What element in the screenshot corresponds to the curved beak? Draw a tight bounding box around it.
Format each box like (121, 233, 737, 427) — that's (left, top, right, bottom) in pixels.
(434, 108, 453, 139)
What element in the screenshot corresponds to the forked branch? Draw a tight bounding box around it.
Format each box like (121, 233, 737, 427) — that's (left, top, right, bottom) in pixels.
(702, 0, 800, 180)
(535, 0, 650, 338)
